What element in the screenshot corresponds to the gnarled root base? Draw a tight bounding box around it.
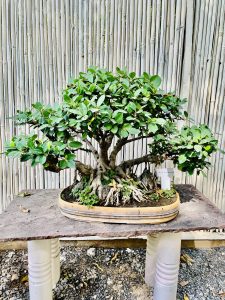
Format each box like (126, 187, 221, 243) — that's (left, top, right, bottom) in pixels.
(67, 168, 160, 207)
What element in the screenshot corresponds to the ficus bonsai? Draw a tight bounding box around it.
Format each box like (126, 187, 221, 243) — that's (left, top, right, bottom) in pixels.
(5, 67, 218, 207)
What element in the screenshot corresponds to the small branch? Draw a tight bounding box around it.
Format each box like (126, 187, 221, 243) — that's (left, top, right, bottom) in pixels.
(125, 134, 152, 144)
(73, 133, 99, 162)
(79, 148, 92, 153)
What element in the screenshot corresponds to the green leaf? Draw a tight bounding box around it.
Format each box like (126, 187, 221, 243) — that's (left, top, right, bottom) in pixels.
(178, 154, 187, 164)
(114, 112, 123, 124)
(121, 78, 129, 87)
(192, 129, 201, 142)
(103, 123, 112, 131)
(126, 102, 136, 112)
(134, 88, 142, 98)
(59, 160, 68, 169)
(69, 119, 77, 126)
(160, 104, 168, 112)
(39, 124, 50, 130)
(127, 127, 140, 135)
(7, 151, 21, 158)
(155, 118, 166, 125)
(67, 160, 75, 168)
(32, 102, 43, 110)
(194, 145, 202, 152)
(32, 148, 43, 155)
(119, 129, 129, 138)
(97, 95, 105, 106)
(69, 141, 82, 149)
(21, 154, 32, 162)
(129, 72, 136, 79)
(111, 125, 118, 134)
(79, 103, 88, 115)
(184, 111, 188, 118)
(36, 155, 47, 164)
(148, 123, 158, 133)
(65, 153, 75, 161)
(150, 75, 161, 88)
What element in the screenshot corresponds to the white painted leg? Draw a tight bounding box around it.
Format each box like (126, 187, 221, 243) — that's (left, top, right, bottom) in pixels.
(28, 239, 52, 300)
(153, 233, 181, 300)
(51, 238, 60, 288)
(145, 234, 160, 287)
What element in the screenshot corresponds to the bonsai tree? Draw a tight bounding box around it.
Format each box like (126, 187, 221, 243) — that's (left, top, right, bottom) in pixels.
(5, 67, 218, 206)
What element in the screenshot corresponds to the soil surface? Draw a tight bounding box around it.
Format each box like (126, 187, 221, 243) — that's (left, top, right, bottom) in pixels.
(61, 185, 177, 207)
(0, 246, 224, 300)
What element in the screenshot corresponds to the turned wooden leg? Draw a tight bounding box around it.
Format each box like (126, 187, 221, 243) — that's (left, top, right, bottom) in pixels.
(153, 232, 181, 300)
(51, 238, 60, 288)
(28, 239, 52, 300)
(145, 234, 160, 287)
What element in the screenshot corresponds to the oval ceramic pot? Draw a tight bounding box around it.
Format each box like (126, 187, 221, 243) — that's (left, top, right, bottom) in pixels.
(58, 191, 180, 224)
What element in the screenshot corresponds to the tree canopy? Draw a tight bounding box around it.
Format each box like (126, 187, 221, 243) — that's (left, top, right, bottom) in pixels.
(5, 67, 218, 177)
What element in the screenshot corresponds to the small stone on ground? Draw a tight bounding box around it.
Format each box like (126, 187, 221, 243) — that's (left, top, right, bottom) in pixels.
(0, 246, 224, 300)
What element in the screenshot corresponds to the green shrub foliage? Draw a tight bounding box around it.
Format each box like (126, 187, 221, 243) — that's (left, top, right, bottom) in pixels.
(5, 67, 218, 177)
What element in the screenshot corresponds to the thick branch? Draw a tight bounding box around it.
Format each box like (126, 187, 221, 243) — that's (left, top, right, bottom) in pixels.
(119, 154, 155, 169)
(99, 134, 113, 165)
(109, 135, 153, 168)
(109, 138, 128, 167)
(75, 161, 94, 176)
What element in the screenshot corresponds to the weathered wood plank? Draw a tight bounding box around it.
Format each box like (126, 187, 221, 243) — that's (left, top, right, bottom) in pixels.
(1, 239, 225, 251)
(0, 185, 224, 242)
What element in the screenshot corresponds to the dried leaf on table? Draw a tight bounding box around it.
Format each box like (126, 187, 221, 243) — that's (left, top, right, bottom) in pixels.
(19, 205, 30, 213)
(17, 192, 32, 197)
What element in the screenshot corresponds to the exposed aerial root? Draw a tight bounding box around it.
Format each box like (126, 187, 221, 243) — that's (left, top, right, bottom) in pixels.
(71, 167, 156, 207)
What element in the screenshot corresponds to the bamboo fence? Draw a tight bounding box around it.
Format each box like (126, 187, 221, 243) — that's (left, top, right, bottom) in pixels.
(0, 0, 224, 213)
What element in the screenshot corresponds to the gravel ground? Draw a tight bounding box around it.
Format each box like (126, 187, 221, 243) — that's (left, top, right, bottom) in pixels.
(0, 246, 224, 300)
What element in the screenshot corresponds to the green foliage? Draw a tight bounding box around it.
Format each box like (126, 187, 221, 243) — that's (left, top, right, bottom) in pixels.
(149, 189, 176, 201)
(62, 66, 186, 140)
(77, 186, 100, 206)
(149, 125, 218, 175)
(161, 189, 176, 198)
(5, 133, 79, 170)
(149, 192, 161, 201)
(71, 182, 100, 207)
(101, 169, 117, 185)
(4, 66, 219, 177)
(120, 178, 137, 200)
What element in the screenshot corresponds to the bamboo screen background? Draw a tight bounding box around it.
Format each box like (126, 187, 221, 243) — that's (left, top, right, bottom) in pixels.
(0, 0, 224, 212)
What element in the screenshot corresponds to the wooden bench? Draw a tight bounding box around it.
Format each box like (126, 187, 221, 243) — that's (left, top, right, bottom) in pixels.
(0, 184, 224, 300)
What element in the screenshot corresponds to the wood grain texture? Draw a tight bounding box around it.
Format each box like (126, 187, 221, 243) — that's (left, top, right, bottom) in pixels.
(0, 185, 224, 242)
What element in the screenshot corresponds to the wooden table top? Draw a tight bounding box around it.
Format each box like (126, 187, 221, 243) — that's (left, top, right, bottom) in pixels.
(0, 185, 224, 242)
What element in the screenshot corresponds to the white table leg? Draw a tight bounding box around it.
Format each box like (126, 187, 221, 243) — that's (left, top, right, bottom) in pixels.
(28, 239, 52, 300)
(145, 234, 160, 287)
(153, 232, 181, 300)
(51, 238, 60, 288)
